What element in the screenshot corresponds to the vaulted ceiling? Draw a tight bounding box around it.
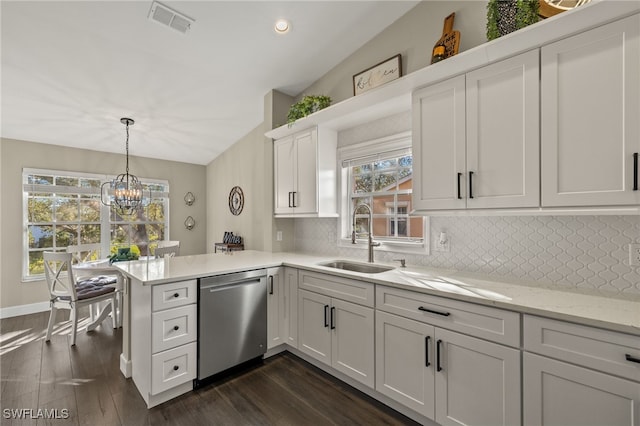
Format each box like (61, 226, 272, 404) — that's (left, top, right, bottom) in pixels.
(1, 1, 418, 165)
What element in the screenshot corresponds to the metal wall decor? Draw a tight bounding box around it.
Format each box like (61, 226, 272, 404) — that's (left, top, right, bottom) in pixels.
(184, 191, 195, 206)
(228, 186, 244, 215)
(184, 216, 195, 230)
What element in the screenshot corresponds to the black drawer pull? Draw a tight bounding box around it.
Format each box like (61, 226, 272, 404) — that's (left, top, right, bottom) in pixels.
(330, 307, 336, 330)
(633, 153, 638, 191)
(173, 365, 179, 371)
(626, 354, 640, 364)
(288, 192, 293, 208)
(173, 325, 179, 331)
(324, 305, 329, 328)
(418, 306, 450, 317)
(269, 275, 274, 295)
(425, 336, 431, 367)
(469, 171, 474, 199)
(436, 339, 443, 372)
(457, 172, 462, 199)
(173, 293, 179, 298)
(292, 191, 297, 208)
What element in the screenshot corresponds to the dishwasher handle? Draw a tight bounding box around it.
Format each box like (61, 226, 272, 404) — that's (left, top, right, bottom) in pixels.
(199, 269, 266, 290)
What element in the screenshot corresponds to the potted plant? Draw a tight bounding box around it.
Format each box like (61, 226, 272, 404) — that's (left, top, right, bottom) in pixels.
(487, 0, 539, 41)
(287, 95, 331, 127)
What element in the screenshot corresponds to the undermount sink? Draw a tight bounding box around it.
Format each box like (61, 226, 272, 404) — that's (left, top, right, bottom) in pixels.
(319, 260, 394, 274)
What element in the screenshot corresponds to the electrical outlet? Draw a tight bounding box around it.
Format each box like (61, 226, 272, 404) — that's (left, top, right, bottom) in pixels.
(276, 231, 283, 242)
(630, 244, 640, 266)
(434, 231, 450, 252)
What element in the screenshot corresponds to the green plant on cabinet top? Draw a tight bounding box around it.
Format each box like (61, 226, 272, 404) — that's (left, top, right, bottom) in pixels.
(287, 95, 331, 127)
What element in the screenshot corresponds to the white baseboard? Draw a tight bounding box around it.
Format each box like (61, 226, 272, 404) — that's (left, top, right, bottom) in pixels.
(120, 354, 132, 378)
(0, 301, 49, 319)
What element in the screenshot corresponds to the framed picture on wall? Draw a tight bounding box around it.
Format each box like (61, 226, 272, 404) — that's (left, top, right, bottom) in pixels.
(353, 54, 402, 96)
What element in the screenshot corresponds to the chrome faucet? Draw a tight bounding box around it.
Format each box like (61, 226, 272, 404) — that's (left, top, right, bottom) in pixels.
(351, 204, 380, 263)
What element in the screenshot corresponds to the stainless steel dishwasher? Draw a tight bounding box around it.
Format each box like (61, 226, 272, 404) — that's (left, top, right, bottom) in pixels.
(196, 269, 267, 384)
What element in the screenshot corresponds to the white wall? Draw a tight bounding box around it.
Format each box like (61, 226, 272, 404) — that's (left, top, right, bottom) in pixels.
(0, 138, 206, 309)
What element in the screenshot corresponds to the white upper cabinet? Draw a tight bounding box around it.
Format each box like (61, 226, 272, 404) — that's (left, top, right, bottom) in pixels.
(273, 127, 338, 217)
(413, 49, 540, 211)
(541, 14, 640, 207)
(412, 75, 467, 211)
(466, 50, 540, 209)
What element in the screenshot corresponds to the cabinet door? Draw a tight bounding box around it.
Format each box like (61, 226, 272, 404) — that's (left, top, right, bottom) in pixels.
(434, 328, 521, 426)
(412, 75, 467, 210)
(331, 299, 374, 388)
(274, 136, 296, 214)
(541, 15, 640, 207)
(376, 311, 436, 420)
(298, 289, 331, 365)
(284, 267, 298, 348)
(293, 129, 318, 214)
(524, 352, 640, 426)
(266, 267, 285, 349)
(466, 49, 540, 208)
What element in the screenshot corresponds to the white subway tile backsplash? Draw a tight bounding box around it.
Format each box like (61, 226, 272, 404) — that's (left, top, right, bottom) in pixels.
(293, 215, 640, 296)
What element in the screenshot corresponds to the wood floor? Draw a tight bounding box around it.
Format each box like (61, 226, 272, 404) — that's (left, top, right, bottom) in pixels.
(0, 310, 419, 426)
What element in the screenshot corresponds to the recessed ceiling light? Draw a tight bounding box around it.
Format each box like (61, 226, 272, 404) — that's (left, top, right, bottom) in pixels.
(274, 19, 290, 34)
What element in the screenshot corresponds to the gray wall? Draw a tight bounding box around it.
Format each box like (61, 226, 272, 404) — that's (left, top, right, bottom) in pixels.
(0, 138, 206, 309)
(295, 1, 487, 108)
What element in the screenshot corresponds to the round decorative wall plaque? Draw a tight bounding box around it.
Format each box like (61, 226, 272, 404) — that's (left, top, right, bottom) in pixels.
(228, 186, 244, 216)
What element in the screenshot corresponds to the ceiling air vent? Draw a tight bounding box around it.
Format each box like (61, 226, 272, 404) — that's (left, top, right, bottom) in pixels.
(148, 1, 194, 35)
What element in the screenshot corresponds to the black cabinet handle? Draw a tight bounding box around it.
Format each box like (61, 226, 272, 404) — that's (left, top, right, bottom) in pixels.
(173, 365, 179, 371)
(330, 307, 336, 330)
(468, 171, 474, 199)
(292, 191, 297, 208)
(425, 336, 431, 367)
(418, 306, 451, 317)
(436, 339, 443, 372)
(457, 172, 462, 199)
(288, 192, 292, 208)
(173, 325, 179, 331)
(633, 153, 638, 191)
(269, 275, 274, 295)
(173, 293, 179, 298)
(626, 354, 640, 364)
(324, 305, 329, 328)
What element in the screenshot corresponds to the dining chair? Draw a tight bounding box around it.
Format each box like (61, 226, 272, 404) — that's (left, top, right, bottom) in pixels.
(66, 243, 120, 325)
(155, 241, 180, 258)
(44, 252, 118, 346)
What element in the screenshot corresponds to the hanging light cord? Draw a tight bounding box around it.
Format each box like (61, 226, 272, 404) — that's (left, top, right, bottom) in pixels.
(125, 120, 130, 180)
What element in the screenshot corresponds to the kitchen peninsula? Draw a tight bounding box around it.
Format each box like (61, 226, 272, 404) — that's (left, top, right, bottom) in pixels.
(114, 250, 640, 423)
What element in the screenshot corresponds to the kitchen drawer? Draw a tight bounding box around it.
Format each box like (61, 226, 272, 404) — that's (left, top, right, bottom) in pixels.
(298, 270, 374, 307)
(524, 315, 640, 381)
(152, 304, 197, 353)
(151, 342, 197, 395)
(152, 279, 197, 312)
(376, 286, 520, 347)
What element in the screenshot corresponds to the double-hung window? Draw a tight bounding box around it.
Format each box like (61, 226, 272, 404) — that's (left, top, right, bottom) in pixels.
(23, 168, 169, 280)
(339, 132, 428, 252)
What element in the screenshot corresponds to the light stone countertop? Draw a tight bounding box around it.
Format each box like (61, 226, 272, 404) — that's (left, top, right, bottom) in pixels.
(114, 250, 640, 336)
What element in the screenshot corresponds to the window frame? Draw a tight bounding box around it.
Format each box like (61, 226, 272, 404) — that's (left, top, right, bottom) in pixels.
(22, 168, 170, 281)
(337, 131, 430, 255)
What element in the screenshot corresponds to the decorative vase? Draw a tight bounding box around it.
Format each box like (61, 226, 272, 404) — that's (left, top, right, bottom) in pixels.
(487, 0, 540, 41)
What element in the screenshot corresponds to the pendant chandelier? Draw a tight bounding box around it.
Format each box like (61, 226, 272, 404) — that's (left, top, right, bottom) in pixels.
(101, 118, 144, 214)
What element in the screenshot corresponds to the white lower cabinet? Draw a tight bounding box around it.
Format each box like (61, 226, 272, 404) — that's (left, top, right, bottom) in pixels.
(524, 353, 639, 426)
(267, 267, 285, 349)
(297, 281, 375, 387)
(131, 279, 198, 408)
(523, 315, 640, 425)
(267, 267, 299, 350)
(376, 310, 521, 426)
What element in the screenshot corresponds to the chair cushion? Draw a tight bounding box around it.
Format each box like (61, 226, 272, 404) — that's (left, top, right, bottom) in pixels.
(79, 275, 118, 285)
(59, 281, 115, 301)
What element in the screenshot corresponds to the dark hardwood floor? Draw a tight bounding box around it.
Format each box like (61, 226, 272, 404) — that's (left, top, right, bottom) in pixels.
(1, 310, 419, 426)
